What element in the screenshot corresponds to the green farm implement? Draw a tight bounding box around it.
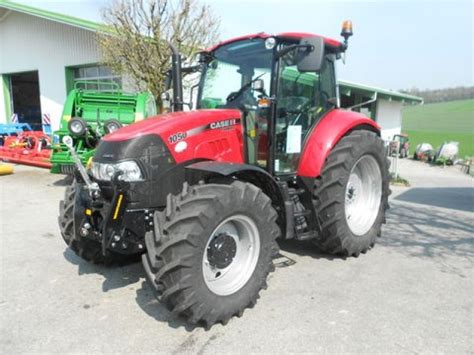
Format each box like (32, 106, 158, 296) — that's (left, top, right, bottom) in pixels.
(50, 81, 156, 174)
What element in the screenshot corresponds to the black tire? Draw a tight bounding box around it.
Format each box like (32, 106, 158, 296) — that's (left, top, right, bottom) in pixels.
(58, 183, 132, 265)
(142, 181, 280, 327)
(312, 130, 390, 257)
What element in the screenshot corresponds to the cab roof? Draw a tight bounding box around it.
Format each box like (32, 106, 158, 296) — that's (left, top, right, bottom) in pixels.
(206, 32, 344, 53)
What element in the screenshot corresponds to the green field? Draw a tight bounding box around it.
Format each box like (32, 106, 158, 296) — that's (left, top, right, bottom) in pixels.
(402, 99, 474, 158)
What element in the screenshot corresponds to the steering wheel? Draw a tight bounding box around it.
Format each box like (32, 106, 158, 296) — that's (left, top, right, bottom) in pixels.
(279, 96, 310, 114)
(226, 73, 266, 104)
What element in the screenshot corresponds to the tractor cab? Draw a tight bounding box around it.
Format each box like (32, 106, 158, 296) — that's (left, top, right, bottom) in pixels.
(194, 33, 344, 174)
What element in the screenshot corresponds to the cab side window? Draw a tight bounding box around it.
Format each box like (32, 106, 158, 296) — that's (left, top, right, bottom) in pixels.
(274, 51, 336, 174)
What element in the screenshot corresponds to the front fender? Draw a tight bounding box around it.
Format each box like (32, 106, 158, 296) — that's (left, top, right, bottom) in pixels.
(185, 160, 286, 233)
(297, 109, 380, 178)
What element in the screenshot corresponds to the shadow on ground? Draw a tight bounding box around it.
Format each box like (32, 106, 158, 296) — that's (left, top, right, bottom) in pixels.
(382, 199, 474, 263)
(52, 174, 74, 186)
(63, 248, 197, 330)
(394, 187, 474, 213)
(277, 239, 341, 261)
(63, 248, 143, 291)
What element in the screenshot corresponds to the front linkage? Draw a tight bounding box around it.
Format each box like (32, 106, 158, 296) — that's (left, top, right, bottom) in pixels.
(62, 139, 149, 261)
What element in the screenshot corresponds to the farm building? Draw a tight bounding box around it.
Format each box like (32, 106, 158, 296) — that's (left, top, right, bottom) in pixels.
(0, 1, 113, 131)
(0, 1, 422, 140)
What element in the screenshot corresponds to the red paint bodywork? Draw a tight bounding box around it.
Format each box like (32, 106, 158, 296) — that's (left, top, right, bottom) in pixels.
(106, 107, 379, 179)
(104, 109, 245, 164)
(0, 131, 52, 169)
(206, 32, 343, 52)
(297, 109, 380, 177)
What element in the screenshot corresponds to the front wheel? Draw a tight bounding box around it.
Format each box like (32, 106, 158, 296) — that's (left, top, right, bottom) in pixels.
(312, 130, 390, 257)
(142, 181, 280, 327)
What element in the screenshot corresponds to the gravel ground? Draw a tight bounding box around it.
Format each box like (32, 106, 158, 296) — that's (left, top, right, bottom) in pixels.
(0, 159, 472, 353)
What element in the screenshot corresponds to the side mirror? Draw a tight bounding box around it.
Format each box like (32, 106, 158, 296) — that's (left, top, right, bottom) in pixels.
(252, 79, 264, 92)
(297, 36, 325, 72)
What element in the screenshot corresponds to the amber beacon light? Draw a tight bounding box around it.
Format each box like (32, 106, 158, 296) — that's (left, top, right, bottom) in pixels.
(341, 20, 353, 46)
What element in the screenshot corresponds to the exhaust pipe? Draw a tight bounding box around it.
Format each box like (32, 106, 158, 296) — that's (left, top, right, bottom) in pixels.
(169, 43, 184, 112)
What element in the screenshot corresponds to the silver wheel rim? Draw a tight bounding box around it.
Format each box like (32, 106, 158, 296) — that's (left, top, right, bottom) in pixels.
(202, 215, 260, 296)
(345, 155, 382, 236)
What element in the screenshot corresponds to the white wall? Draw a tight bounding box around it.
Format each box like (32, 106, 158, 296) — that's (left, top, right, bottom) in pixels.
(0, 11, 101, 129)
(376, 99, 403, 141)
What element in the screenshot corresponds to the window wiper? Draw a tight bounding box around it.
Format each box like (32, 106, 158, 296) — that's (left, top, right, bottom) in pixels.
(226, 73, 266, 103)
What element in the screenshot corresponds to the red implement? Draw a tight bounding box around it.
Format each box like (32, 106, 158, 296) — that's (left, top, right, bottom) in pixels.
(0, 131, 52, 169)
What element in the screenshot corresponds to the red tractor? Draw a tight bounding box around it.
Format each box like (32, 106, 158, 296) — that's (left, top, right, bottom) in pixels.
(59, 22, 389, 327)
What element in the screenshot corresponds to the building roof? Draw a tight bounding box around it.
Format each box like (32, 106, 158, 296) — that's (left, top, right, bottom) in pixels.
(0, 0, 104, 32)
(339, 79, 423, 104)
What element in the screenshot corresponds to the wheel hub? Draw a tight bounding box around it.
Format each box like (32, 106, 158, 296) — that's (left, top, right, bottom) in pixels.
(202, 215, 261, 296)
(207, 233, 237, 269)
(344, 155, 382, 236)
(346, 174, 362, 204)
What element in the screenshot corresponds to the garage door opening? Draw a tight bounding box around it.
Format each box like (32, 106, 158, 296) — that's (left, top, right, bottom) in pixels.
(10, 71, 42, 130)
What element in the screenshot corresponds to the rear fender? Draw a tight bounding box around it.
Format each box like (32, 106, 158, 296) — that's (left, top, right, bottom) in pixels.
(297, 109, 380, 178)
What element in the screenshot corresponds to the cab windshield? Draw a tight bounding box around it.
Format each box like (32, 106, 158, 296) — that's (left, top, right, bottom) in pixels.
(198, 39, 273, 109)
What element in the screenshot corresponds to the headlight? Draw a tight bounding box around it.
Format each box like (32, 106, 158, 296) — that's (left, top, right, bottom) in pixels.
(91, 160, 144, 182)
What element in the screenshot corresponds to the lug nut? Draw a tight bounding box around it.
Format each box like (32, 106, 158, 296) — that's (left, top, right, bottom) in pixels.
(113, 235, 121, 242)
(145, 216, 149, 220)
(111, 242, 116, 248)
(138, 244, 144, 250)
(121, 242, 128, 249)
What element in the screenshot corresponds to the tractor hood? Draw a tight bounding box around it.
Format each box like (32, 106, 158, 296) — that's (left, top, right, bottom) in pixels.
(96, 108, 245, 166)
(103, 109, 242, 143)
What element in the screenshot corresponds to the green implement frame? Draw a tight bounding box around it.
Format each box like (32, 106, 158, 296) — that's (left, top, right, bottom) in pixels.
(50, 81, 157, 174)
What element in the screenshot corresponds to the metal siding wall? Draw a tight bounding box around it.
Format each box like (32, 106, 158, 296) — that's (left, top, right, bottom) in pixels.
(0, 11, 101, 129)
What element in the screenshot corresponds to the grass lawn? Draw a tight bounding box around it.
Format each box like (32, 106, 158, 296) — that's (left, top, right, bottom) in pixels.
(402, 99, 474, 158)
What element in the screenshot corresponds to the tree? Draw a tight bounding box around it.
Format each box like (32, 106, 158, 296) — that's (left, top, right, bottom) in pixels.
(99, 0, 220, 110)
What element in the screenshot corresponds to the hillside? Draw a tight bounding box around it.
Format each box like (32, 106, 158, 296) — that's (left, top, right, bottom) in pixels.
(402, 99, 474, 157)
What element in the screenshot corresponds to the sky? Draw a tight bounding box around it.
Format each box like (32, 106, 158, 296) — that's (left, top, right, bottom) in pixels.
(15, 0, 474, 91)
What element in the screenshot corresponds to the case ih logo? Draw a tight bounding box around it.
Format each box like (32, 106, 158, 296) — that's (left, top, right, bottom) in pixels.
(168, 118, 241, 144)
(210, 119, 238, 130)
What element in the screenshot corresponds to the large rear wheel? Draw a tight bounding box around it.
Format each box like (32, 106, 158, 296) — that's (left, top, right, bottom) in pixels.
(142, 181, 280, 327)
(312, 130, 389, 256)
